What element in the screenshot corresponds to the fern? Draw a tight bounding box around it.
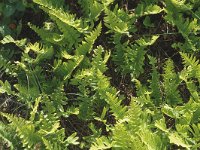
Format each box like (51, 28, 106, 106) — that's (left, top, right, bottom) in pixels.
(148, 56, 162, 106)
(113, 35, 159, 78)
(163, 59, 182, 105)
(71, 45, 127, 121)
(1, 112, 42, 149)
(135, 3, 163, 17)
(0, 122, 15, 150)
(96, 99, 166, 150)
(49, 16, 81, 49)
(90, 136, 113, 150)
(1, 0, 200, 149)
(75, 23, 102, 56)
(105, 92, 127, 121)
(29, 23, 67, 46)
(0, 35, 27, 47)
(53, 55, 84, 81)
(0, 80, 14, 95)
(156, 102, 200, 149)
(78, 0, 104, 21)
(91, 46, 110, 72)
(165, 1, 200, 52)
(179, 52, 200, 101)
(25, 42, 54, 63)
(180, 52, 200, 81)
(104, 8, 129, 34)
(0, 55, 16, 76)
(33, 0, 88, 33)
(113, 42, 146, 78)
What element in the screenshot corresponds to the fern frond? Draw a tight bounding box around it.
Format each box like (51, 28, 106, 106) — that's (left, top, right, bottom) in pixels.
(185, 80, 199, 101)
(0, 80, 14, 95)
(91, 46, 110, 72)
(25, 42, 54, 63)
(50, 16, 81, 49)
(180, 52, 200, 82)
(165, 2, 200, 52)
(168, 132, 191, 149)
(163, 59, 182, 105)
(180, 52, 200, 69)
(29, 23, 67, 46)
(136, 35, 159, 46)
(53, 55, 84, 80)
(0, 55, 16, 76)
(0, 122, 16, 150)
(110, 99, 165, 149)
(105, 92, 127, 121)
(125, 44, 146, 78)
(124, 99, 143, 132)
(148, 56, 162, 106)
(78, 0, 104, 20)
(104, 8, 129, 34)
(30, 97, 41, 122)
(112, 33, 148, 78)
(0, 113, 41, 149)
(90, 136, 113, 150)
(0, 35, 27, 47)
(138, 127, 165, 150)
(135, 3, 163, 17)
(33, 0, 88, 32)
(75, 23, 102, 56)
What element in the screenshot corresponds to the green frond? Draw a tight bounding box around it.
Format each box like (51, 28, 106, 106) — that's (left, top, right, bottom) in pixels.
(165, 1, 200, 52)
(50, 16, 81, 49)
(180, 52, 200, 69)
(135, 2, 163, 17)
(0, 112, 41, 149)
(168, 132, 191, 149)
(91, 46, 110, 72)
(78, 0, 104, 20)
(65, 132, 79, 147)
(136, 35, 159, 46)
(112, 123, 137, 149)
(90, 136, 113, 150)
(29, 23, 66, 46)
(105, 92, 127, 121)
(33, 0, 88, 32)
(180, 52, 200, 82)
(121, 99, 143, 134)
(163, 59, 182, 105)
(110, 99, 166, 150)
(30, 97, 41, 122)
(0, 35, 27, 47)
(0, 55, 16, 76)
(148, 56, 162, 106)
(25, 42, 54, 63)
(54, 55, 84, 80)
(165, 0, 193, 13)
(125, 44, 146, 78)
(0, 122, 17, 150)
(112, 34, 156, 78)
(0, 80, 14, 95)
(75, 23, 102, 56)
(185, 80, 199, 101)
(137, 127, 165, 150)
(78, 0, 93, 16)
(104, 8, 129, 34)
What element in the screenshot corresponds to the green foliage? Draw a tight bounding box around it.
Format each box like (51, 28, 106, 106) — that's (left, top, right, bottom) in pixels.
(1, 0, 200, 149)
(165, 0, 200, 52)
(163, 59, 182, 105)
(33, 0, 88, 33)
